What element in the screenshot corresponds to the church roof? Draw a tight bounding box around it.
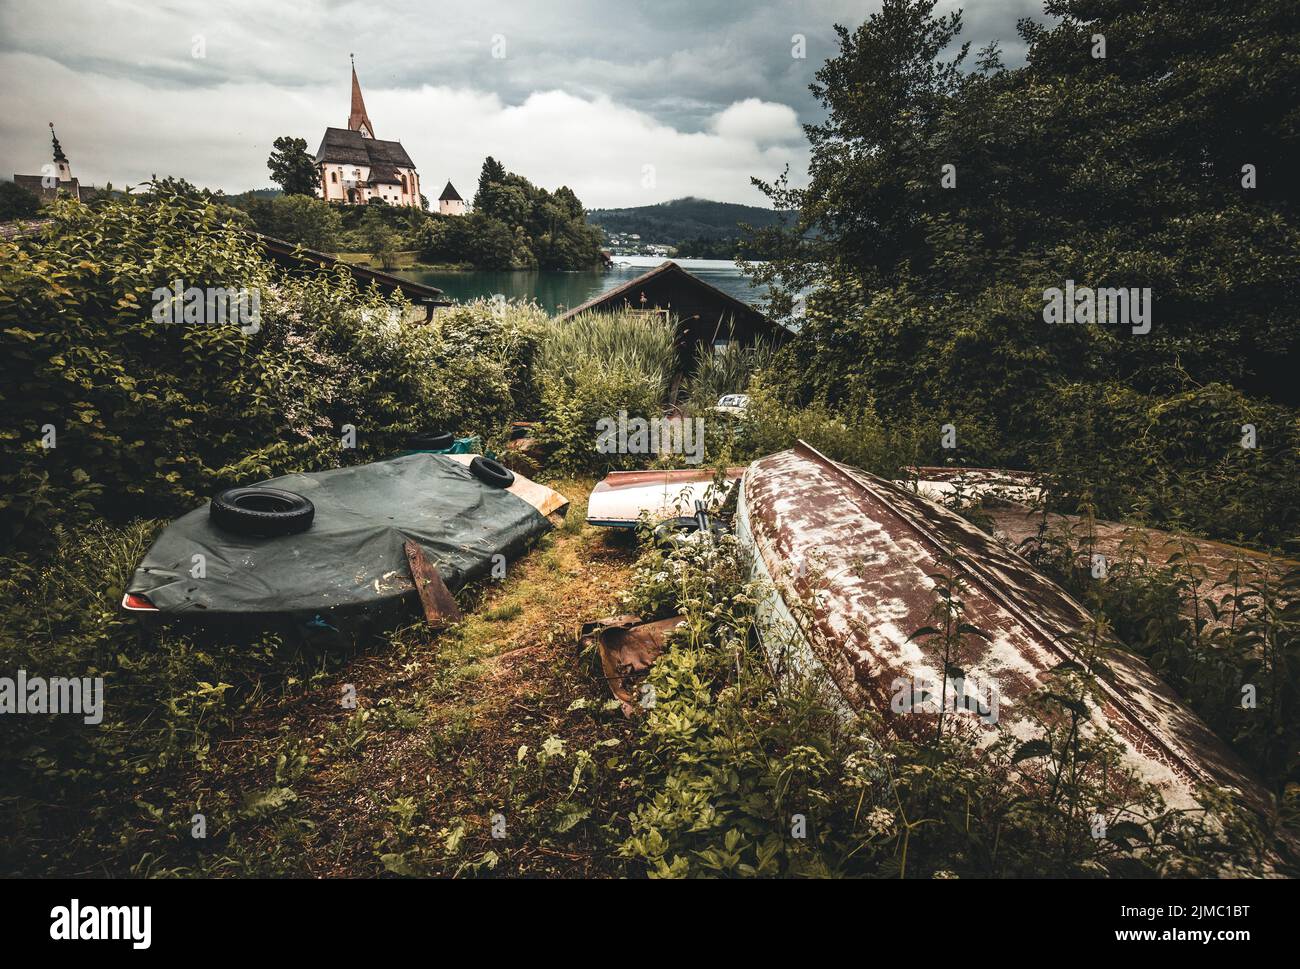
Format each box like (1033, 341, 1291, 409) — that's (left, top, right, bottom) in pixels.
(315, 128, 415, 170)
(12, 173, 84, 202)
(348, 60, 375, 136)
(438, 181, 462, 201)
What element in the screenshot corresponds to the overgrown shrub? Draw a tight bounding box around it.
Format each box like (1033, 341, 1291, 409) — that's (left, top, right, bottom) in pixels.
(0, 192, 543, 551)
(1036, 382, 1300, 548)
(1019, 522, 1300, 798)
(0, 520, 305, 875)
(532, 310, 676, 473)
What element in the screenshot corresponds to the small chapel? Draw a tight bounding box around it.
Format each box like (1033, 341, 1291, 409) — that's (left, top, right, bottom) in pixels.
(315, 56, 422, 208)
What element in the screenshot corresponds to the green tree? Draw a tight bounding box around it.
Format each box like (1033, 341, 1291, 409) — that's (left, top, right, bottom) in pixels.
(267, 136, 319, 196)
(475, 156, 507, 205)
(0, 181, 41, 220)
(360, 206, 401, 269)
(246, 194, 343, 250)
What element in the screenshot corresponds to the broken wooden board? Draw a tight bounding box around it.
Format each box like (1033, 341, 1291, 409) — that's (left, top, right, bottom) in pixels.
(404, 540, 463, 627)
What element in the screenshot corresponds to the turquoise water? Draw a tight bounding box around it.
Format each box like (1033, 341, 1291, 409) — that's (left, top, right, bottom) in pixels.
(394, 256, 766, 314)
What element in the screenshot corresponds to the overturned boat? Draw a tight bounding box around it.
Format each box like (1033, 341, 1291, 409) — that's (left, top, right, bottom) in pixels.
(123, 453, 567, 632)
(736, 442, 1273, 820)
(586, 467, 745, 529)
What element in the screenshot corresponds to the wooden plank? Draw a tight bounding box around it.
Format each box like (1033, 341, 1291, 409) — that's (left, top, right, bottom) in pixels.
(403, 540, 463, 627)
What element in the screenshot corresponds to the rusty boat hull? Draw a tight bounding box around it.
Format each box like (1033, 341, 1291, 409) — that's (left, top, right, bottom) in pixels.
(736, 442, 1273, 821)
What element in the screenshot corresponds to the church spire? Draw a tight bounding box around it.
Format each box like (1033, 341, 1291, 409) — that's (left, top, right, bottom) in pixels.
(348, 54, 375, 138)
(50, 121, 67, 162)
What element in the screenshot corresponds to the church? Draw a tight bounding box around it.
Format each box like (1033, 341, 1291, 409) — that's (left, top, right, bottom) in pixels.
(315, 58, 423, 208)
(13, 123, 88, 203)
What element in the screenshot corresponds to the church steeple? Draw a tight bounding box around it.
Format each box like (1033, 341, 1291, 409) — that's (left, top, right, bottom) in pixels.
(49, 121, 72, 181)
(50, 122, 67, 162)
(348, 54, 375, 139)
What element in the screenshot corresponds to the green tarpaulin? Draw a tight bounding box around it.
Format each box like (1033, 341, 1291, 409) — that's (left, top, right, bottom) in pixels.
(126, 453, 551, 622)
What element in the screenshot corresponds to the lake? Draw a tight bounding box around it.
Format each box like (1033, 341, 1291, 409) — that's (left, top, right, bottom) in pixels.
(394, 256, 766, 314)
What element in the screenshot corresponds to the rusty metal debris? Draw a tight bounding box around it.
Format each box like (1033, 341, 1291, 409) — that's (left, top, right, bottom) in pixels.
(580, 614, 683, 716)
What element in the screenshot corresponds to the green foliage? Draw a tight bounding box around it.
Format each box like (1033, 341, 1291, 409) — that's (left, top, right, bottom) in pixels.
(358, 206, 400, 269)
(747, 0, 1300, 546)
(1035, 383, 1300, 546)
(0, 190, 542, 550)
(0, 519, 296, 874)
(532, 310, 676, 474)
(468, 157, 605, 270)
(1021, 524, 1300, 796)
(419, 211, 522, 270)
(0, 181, 41, 220)
(244, 193, 343, 250)
(266, 136, 319, 197)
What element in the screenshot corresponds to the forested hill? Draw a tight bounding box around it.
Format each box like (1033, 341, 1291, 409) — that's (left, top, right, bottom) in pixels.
(586, 197, 791, 244)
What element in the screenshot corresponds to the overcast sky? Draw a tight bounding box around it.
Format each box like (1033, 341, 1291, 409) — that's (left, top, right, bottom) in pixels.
(0, 0, 1043, 208)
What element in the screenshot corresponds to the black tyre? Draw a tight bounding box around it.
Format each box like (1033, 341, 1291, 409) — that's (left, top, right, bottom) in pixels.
(652, 515, 726, 548)
(469, 455, 514, 488)
(408, 431, 455, 451)
(209, 487, 315, 537)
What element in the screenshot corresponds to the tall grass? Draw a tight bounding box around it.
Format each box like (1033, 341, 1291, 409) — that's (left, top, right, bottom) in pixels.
(535, 309, 676, 387)
(686, 339, 775, 411)
(532, 310, 678, 473)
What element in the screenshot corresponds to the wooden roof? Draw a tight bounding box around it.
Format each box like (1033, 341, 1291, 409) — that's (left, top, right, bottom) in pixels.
(559, 260, 788, 337)
(315, 127, 416, 170)
(251, 231, 450, 315)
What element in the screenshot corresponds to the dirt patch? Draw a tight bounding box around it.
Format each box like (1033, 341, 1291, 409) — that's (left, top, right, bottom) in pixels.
(157, 479, 643, 877)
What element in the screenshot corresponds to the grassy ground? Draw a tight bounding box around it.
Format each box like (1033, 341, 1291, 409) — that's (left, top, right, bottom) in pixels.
(139, 479, 644, 877)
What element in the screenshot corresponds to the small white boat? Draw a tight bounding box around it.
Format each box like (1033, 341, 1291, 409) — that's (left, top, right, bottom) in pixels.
(586, 467, 745, 528)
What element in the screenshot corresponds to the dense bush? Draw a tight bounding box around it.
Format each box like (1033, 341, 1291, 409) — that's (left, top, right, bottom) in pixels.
(532, 310, 676, 473)
(0, 192, 545, 551)
(242, 194, 343, 250)
(0, 520, 299, 874)
(1036, 383, 1300, 547)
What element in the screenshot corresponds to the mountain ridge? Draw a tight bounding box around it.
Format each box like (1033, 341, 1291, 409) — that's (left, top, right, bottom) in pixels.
(586, 196, 790, 245)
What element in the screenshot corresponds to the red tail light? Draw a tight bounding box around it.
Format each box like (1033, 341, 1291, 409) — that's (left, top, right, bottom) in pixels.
(122, 592, 159, 612)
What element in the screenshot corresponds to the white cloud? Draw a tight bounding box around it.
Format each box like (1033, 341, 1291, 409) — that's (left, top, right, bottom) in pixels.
(0, 51, 807, 207)
(710, 98, 803, 145)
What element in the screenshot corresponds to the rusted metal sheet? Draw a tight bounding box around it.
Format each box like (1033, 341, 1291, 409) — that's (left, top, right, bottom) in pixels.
(900, 466, 1043, 506)
(587, 467, 745, 528)
(738, 441, 1273, 820)
(404, 540, 463, 628)
(581, 614, 682, 716)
